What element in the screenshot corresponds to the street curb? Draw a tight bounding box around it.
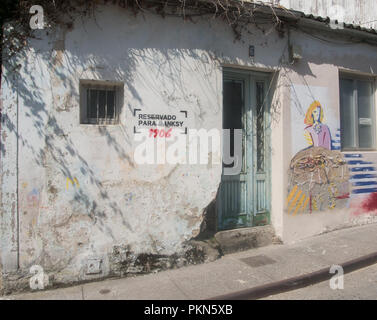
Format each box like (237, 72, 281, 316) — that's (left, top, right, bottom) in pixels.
(209, 251, 377, 300)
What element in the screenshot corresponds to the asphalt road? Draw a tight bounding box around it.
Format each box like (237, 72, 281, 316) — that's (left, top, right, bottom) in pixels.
(262, 263, 377, 300)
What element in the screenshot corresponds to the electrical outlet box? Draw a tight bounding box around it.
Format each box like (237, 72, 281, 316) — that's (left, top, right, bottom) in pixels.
(86, 258, 102, 275)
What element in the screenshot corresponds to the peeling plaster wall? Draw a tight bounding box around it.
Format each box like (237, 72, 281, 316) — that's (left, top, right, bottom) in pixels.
(1, 63, 19, 273)
(0, 5, 287, 289)
(2, 4, 377, 290)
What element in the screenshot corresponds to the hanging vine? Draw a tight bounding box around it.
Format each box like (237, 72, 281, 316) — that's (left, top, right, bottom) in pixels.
(0, 0, 287, 61)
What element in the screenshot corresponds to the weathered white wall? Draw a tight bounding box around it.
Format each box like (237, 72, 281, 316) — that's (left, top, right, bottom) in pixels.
(1, 5, 286, 287)
(2, 3, 377, 289)
(278, 0, 377, 29)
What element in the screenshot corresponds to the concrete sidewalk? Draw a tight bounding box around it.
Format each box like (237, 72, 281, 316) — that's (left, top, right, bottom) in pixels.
(3, 223, 377, 300)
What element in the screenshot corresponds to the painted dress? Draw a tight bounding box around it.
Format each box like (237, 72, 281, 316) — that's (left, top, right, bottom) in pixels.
(305, 123, 331, 150)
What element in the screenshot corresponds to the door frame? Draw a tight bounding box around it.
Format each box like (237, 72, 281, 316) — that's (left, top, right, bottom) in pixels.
(217, 67, 272, 230)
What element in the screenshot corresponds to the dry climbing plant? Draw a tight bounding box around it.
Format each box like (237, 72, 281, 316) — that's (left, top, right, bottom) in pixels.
(1, 0, 286, 61)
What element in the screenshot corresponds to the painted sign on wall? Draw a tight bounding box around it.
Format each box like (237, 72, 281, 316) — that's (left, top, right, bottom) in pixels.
(133, 109, 188, 134)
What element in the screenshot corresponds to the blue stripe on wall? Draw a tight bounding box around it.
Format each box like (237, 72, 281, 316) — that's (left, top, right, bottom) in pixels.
(350, 174, 377, 179)
(345, 153, 377, 195)
(345, 154, 362, 158)
(353, 181, 377, 186)
(350, 167, 376, 172)
(352, 187, 377, 194)
(347, 160, 373, 165)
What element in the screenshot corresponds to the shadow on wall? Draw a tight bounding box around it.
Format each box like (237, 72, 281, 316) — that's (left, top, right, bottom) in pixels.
(195, 197, 218, 240)
(1, 12, 228, 272)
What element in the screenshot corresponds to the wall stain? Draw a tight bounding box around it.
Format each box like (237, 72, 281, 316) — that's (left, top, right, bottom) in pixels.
(109, 244, 207, 276)
(359, 192, 377, 214)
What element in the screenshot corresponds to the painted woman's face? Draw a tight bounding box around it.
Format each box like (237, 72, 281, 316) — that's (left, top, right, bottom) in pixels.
(312, 106, 321, 123)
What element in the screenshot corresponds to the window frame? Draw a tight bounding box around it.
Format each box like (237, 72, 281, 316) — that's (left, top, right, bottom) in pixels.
(80, 80, 123, 125)
(339, 73, 377, 151)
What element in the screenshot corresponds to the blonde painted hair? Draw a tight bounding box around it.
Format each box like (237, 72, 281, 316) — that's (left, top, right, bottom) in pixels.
(304, 101, 323, 125)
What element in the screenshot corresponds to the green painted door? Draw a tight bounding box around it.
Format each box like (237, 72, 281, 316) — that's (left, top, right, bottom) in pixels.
(217, 69, 271, 230)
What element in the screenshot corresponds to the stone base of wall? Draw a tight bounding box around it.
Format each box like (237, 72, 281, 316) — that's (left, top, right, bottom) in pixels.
(0, 225, 279, 296)
(214, 225, 281, 255)
(108, 240, 222, 277)
(0, 239, 222, 296)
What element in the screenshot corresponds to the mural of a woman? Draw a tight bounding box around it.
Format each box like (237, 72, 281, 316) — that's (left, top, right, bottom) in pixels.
(304, 101, 332, 150)
(287, 98, 350, 215)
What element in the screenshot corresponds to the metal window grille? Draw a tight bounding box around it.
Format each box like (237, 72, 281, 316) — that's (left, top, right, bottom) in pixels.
(84, 86, 118, 124)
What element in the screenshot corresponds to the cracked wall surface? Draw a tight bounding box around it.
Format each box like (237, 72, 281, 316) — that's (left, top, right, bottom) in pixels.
(1, 4, 377, 293)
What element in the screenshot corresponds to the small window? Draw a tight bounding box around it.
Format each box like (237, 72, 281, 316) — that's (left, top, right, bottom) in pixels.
(340, 75, 376, 150)
(80, 81, 122, 124)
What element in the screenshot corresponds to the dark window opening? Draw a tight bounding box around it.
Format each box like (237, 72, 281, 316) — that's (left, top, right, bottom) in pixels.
(81, 82, 120, 125)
